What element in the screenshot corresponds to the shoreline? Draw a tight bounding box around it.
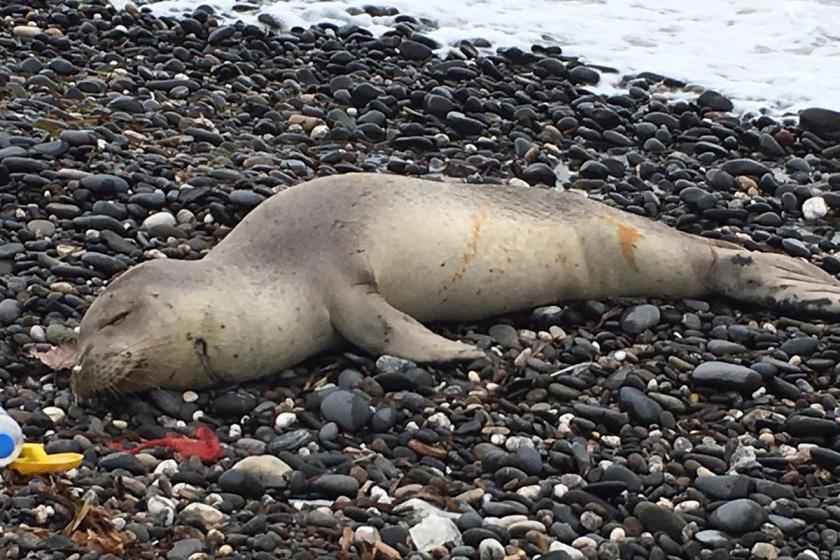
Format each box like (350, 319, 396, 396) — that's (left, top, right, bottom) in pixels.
(1, 1, 840, 559)
(110, 0, 840, 119)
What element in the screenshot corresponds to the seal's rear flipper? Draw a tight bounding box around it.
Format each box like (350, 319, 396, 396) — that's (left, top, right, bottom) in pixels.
(710, 249, 840, 317)
(329, 284, 486, 363)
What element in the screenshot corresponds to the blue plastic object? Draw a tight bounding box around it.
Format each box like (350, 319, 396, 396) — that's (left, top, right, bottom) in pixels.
(0, 432, 15, 459)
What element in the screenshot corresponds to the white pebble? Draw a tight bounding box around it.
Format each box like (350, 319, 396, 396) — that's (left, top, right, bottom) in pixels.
(609, 527, 626, 541)
(182, 391, 198, 403)
(478, 538, 505, 560)
(433, 133, 450, 147)
(310, 124, 330, 140)
(176, 209, 196, 224)
(559, 473, 585, 488)
(112, 419, 128, 430)
(516, 485, 542, 500)
(228, 424, 242, 439)
(675, 500, 700, 513)
(648, 455, 665, 473)
(33, 505, 53, 524)
(370, 485, 392, 504)
(182, 503, 224, 525)
(13, 25, 43, 38)
(274, 412, 297, 430)
(154, 459, 179, 476)
(673, 436, 693, 453)
(504, 436, 533, 452)
(42, 406, 65, 423)
(600, 435, 621, 447)
(802, 196, 828, 220)
(572, 536, 597, 552)
(354, 526, 380, 544)
(553, 483, 568, 499)
(29, 325, 46, 342)
(425, 412, 452, 430)
(144, 249, 168, 259)
(549, 325, 566, 339)
(751, 543, 779, 560)
(580, 511, 603, 531)
(142, 212, 176, 229)
(490, 433, 506, 446)
(147, 496, 176, 525)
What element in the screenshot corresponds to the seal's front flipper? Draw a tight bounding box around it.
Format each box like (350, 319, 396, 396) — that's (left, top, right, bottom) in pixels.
(710, 249, 840, 317)
(329, 284, 486, 363)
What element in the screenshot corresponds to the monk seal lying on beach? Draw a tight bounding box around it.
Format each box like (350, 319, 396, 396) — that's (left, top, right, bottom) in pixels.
(70, 172, 840, 397)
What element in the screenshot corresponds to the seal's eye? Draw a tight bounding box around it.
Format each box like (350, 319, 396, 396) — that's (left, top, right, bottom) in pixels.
(101, 310, 130, 328)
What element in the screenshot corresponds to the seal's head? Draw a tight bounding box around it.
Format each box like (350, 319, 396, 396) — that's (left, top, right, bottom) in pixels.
(71, 258, 221, 398)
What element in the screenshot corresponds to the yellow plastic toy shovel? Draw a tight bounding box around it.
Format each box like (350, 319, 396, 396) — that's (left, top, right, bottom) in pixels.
(9, 443, 83, 475)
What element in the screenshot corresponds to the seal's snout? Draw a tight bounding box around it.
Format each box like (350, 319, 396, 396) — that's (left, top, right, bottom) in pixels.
(69, 344, 108, 398)
(70, 343, 146, 399)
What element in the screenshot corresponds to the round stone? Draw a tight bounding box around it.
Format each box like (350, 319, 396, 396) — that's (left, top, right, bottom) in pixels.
(320, 390, 372, 433)
(709, 499, 768, 535)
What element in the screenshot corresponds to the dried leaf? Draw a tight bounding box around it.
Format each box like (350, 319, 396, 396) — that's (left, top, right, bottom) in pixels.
(70, 527, 133, 555)
(66, 502, 134, 555)
(64, 491, 94, 536)
(29, 342, 79, 371)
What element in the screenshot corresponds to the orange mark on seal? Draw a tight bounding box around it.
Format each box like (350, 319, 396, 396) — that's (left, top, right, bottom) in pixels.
(451, 213, 486, 283)
(600, 214, 644, 271)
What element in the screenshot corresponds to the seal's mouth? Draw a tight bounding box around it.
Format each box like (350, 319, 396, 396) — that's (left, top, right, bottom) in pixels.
(70, 344, 140, 399)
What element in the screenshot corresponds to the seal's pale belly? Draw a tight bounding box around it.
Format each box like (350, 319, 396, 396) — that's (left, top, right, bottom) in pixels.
(362, 190, 707, 322)
(370, 215, 593, 321)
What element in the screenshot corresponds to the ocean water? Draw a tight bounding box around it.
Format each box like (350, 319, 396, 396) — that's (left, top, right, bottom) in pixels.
(110, 0, 840, 117)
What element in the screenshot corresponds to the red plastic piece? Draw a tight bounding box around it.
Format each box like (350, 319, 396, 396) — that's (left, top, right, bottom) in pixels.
(107, 425, 224, 463)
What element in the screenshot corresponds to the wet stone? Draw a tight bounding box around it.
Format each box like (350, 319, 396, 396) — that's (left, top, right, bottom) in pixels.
(618, 386, 662, 427)
(620, 304, 661, 334)
(218, 469, 265, 499)
(695, 475, 751, 500)
(633, 502, 686, 541)
(81, 174, 129, 194)
(312, 474, 359, 498)
(98, 453, 146, 475)
(399, 40, 433, 60)
(320, 389, 372, 433)
(167, 538, 203, 560)
(692, 361, 762, 393)
(709, 499, 767, 535)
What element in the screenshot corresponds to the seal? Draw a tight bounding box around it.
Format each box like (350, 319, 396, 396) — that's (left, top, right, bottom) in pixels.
(70, 172, 840, 397)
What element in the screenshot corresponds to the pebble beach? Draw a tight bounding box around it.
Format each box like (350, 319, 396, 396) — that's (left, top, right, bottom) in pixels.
(1, 1, 840, 560)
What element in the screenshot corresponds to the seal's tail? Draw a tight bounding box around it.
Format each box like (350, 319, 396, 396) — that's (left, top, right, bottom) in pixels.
(709, 248, 840, 318)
